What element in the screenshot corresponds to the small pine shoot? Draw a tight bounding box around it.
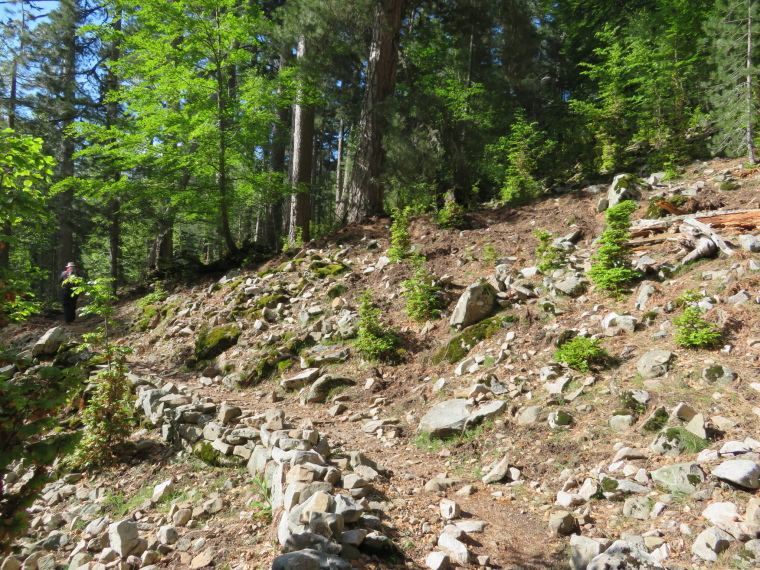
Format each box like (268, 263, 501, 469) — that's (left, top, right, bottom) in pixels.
(589, 200, 639, 294)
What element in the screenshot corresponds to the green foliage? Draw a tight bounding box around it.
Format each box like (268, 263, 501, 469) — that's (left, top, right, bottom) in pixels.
(534, 230, 566, 273)
(402, 256, 445, 322)
(663, 427, 709, 454)
(492, 110, 555, 204)
(435, 201, 466, 230)
(434, 314, 515, 364)
(554, 336, 609, 372)
(354, 291, 402, 363)
(136, 282, 168, 308)
(589, 201, 639, 294)
(673, 291, 723, 349)
(65, 279, 134, 470)
(282, 226, 304, 252)
(482, 244, 499, 266)
(387, 207, 412, 262)
(326, 284, 348, 299)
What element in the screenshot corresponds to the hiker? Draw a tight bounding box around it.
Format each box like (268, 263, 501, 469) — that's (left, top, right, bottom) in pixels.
(59, 262, 80, 325)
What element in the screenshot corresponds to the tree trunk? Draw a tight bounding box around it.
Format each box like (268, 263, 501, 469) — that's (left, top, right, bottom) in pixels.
(345, 0, 404, 223)
(289, 35, 314, 243)
(334, 119, 344, 222)
(217, 63, 238, 253)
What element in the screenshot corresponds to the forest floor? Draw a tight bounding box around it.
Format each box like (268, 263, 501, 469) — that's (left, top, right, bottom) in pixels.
(5, 156, 760, 570)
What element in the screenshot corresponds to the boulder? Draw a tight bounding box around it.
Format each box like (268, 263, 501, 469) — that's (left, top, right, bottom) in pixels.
(712, 460, 760, 489)
(651, 463, 704, 494)
(449, 281, 496, 329)
(306, 375, 355, 403)
(32, 327, 69, 357)
(691, 527, 732, 561)
(701, 364, 737, 385)
(606, 174, 640, 209)
(418, 400, 470, 437)
(636, 350, 673, 379)
(587, 540, 664, 569)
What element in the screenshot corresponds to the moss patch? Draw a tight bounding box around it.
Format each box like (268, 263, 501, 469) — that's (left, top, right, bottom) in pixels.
(433, 314, 515, 364)
(194, 325, 241, 362)
(309, 260, 349, 279)
(252, 294, 289, 310)
(327, 284, 348, 299)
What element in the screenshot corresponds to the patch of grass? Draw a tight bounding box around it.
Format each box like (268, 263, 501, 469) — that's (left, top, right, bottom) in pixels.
(553, 336, 609, 372)
(326, 283, 348, 299)
(434, 314, 515, 364)
(664, 427, 709, 454)
(673, 291, 723, 349)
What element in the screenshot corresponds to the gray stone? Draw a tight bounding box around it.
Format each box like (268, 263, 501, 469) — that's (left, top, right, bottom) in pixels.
(739, 234, 760, 252)
(280, 368, 320, 390)
(108, 519, 139, 557)
(587, 540, 664, 569)
(482, 455, 510, 485)
(152, 479, 174, 502)
(609, 414, 634, 432)
(449, 281, 496, 329)
(555, 276, 586, 297)
(217, 403, 242, 426)
(157, 525, 178, 545)
(306, 375, 355, 403)
(636, 350, 673, 379)
(516, 405, 543, 425)
(549, 511, 577, 535)
(728, 290, 751, 305)
(635, 282, 656, 311)
(32, 327, 69, 357)
(650, 430, 687, 456)
(599, 476, 648, 500)
(607, 173, 641, 209)
(271, 550, 321, 570)
(468, 400, 505, 425)
(651, 463, 704, 494)
(701, 364, 737, 385)
(623, 496, 651, 520)
(437, 533, 470, 565)
(692, 527, 732, 561)
(712, 460, 760, 489)
(418, 400, 470, 437)
(282, 532, 341, 555)
(425, 551, 450, 570)
(569, 535, 608, 570)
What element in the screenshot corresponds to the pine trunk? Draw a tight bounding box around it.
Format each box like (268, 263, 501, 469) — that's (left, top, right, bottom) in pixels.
(289, 36, 314, 244)
(345, 0, 404, 223)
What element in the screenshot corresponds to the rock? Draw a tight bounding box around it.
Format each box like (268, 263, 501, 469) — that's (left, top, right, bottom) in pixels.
(437, 533, 470, 565)
(739, 234, 760, 252)
(424, 478, 463, 492)
(449, 281, 496, 329)
(587, 540, 664, 569)
(482, 455, 510, 485)
(692, 527, 732, 561)
(516, 405, 543, 425)
(635, 282, 656, 311)
(439, 499, 460, 520)
(217, 403, 242, 426)
(701, 364, 737, 385)
(32, 327, 69, 357)
(712, 460, 760, 489)
(609, 414, 634, 432)
(281, 368, 320, 390)
(549, 511, 577, 536)
(651, 463, 704, 494)
(157, 526, 178, 545)
(306, 375, 355, 403)
(108, 519, 139, 557)
(569, 535, 608, 570)
(599, 476, 648, 500)
(548, 410, 574, 429)
(467, 400, 505, 425)
(636, 350, 673, 379)
(152, 479, 174, 503)
(623, 496, 651, 520)
(607, 173, 640, 209)
(418, 400, 470, 437)
(425, 551, 450, 570)
(555, 276, 586, 297)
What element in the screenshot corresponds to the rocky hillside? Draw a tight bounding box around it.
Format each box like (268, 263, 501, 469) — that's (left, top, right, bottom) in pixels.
(4, 156, 760, 570)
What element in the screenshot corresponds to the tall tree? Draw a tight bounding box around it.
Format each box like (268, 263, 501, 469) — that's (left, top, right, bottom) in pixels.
(345, 0, 404, 222)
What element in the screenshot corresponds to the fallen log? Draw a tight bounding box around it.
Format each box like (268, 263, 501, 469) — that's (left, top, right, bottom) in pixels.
(681, 218, 734, 256)
(630, 208, 760, 237)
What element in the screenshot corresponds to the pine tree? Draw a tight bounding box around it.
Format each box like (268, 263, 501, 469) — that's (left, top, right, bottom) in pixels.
(705, 0, 760, 163)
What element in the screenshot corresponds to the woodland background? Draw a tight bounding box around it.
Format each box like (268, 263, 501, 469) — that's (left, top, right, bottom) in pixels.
(0, 0, 755, 307)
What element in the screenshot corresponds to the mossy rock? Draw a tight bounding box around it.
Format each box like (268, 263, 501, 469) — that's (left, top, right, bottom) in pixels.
(252, 294, 289, 310)
(433, 314, 515, 364)
(640, 407, 669, 432)
(720, 181, 740, 191)
(309, 260, 349, 279)
(192, 442, 242, 468)
(194, 325, 241, 362)
(327, 284, 348, 299)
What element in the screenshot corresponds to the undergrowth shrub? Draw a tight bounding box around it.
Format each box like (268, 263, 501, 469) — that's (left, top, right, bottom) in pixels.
(65, 279, 134, 470)
(589, 200, 638, 294)
(387, 207, 412, 262)
(673, 291, 723, 349)
(435, 201, 466, 230)
(554, 336, 609, 372)
(402, 256, 445, 321)
(355, 291, 402, 362)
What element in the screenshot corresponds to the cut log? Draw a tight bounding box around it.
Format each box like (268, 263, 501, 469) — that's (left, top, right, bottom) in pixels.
(630, 208, 760, 237)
